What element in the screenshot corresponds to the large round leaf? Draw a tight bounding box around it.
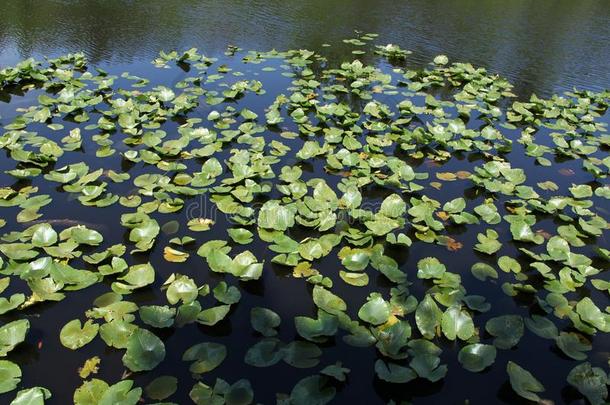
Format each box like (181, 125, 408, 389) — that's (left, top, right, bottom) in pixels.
(458, 344, 496, 372)
(122, 328, 165, 372)
(0, 360, 21, 394)
(60, 319, 99, 350)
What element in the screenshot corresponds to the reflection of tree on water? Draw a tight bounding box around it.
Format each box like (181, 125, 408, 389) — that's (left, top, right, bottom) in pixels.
(0, 0, 609, 97)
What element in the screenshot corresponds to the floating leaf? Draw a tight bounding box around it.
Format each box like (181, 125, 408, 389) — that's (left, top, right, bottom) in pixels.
(122, 328, 166, 372)
(183, 342, 227, 374)
(458, 344, 496, 372)
(60, 319, 99, 350)
(0, 360, 21, 394)
(485, 315, 523, 349)
(145, 376, 177, 401)
(567, 362, 608, 405)
(250, 307, 281, 337)
(0, 319, 29, 356)
(375, 359, 416, 383)
(441, 306, 475, 341)
(507, 361, 545, 402)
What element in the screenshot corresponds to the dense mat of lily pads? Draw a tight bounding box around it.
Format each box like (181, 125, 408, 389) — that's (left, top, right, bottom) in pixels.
(0, 35, 609, 404)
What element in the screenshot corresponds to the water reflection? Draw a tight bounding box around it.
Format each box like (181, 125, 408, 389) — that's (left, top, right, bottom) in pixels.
(1, 0, 609, 97)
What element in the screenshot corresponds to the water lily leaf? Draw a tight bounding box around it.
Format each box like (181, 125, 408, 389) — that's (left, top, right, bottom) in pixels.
(0, 319, 29, 356)
(212, 282, 241, 305)
(567, 362, 608, 405)
(339, 271, 369, 286)
(433, 54, 449, 65)
(417, 257, 446, 279)
(443, 197, 466, 213)
(163, 246, 189, 263)
(74, 379, 109, 405)
(340, 249, 370, 271)
(524, 315, 558, 339)
(415, 294, 442, 339)
(569, 184, 593, 199)
(320, 362, 350, 382)
(441, 306, 475, 341)
(312, 286, 346, 315)
(244, 338, 284, 367)
(408, 339, 447, 382)
(145, 376, 177, 401)
(206, 249, 232, 272)
(380, 194, 406, 218)
(187, 218, 215, 232)
(197, 305, 231, 326)
(0, 243, 38, 261)
(498, 256, 521, 273)
(99, 320, 137, 349)
(358, 294, 390, 325)
(31, 224, 57, 247)
(0, 360, 21, 394)
(365, 217, 399, 236)
(575, 297, 607, 331)
(183, 342, 227, 374)
(60, 319, 99, 350)
(458, 344, 496, 372)
(485, 315, 523, 349)
(229, 251, 263, 280)
(470, 262, 498, 281)
(112, 263, 155, 293)
(250, 307, 281, 337)
(375, 359, 416, 383)
(122, 328, 165, 372)
(98, 380, 141, 405)
(258, 200, 295, 231)
(474, 229, 501, 255)
(0, 294, 26, 315)
(64, 226, 103, 246)
(227, 228, 254, 244)
(10, 387, 52, 405)
(139, 305, 176, 328)
(225, 379, 254, 405)
(282, 341, 322, 368)
(289, 375, 335, 405)
(166, 275, 198, 305)
(556, 332, 591, 360)
(507, 361, 545, 402)
(295, 310, 338, 342)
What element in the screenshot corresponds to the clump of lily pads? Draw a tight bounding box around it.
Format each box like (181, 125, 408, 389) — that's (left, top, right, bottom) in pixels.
(0, 35, 608, 405)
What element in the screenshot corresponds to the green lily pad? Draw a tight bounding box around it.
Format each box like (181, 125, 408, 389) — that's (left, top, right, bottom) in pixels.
(145, 376, 177, 401)
(486, 315, 523, 349)
(0, 360, 21, 394)
(507, 361, 545, 402)
(122, 328, 166, 372)
(375, 359, 416, 383)
(0, 319, 29, 356)
(458, 344, 496, 372)
(567, 362, 608, 405)
(358, 294, 390, 325)
(183, 342, 227, 374)
(250, 307, 281, 337)
(441, 306, 475, 341)
(60, 319, 99, 350)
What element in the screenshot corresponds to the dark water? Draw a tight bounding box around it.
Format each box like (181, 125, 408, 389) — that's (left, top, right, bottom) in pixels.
(0, 1, 609, 405)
